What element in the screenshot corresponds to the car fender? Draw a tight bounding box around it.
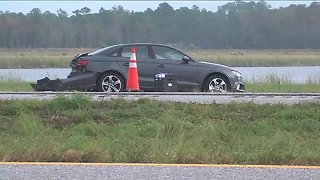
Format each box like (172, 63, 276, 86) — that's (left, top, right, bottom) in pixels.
(199, 68, 232, 85)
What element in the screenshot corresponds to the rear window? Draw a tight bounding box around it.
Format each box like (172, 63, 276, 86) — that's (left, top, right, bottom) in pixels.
(88, 45, 118, 56)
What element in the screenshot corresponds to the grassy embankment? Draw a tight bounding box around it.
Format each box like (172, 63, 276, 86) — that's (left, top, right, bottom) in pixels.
(0, 95, 319, 165)
(0, 48, 320, 68)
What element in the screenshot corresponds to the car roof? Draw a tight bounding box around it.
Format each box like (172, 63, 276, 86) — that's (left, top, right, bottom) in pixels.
(113, 43, 175, 48)
(90, 43, 171, 55)
(111, 43, 188, 55)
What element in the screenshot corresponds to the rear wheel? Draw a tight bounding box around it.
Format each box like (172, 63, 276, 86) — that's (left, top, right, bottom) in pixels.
(97, 72, 125, 92)
(203, 74, 230, 93)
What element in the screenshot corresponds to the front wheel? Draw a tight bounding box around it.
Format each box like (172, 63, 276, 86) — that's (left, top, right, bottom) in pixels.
(97, 72, 125, 92)
(203, 75, 230, 93)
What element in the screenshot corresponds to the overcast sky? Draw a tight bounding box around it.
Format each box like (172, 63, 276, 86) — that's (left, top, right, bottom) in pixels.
(0, 1, 315, 15)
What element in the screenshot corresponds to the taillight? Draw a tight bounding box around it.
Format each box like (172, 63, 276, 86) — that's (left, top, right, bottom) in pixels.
(77, 59, 88, 68)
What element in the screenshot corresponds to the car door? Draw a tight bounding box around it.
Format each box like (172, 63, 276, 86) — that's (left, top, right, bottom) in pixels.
(151, 45, 199, 91)
(117, 45, 155, 90)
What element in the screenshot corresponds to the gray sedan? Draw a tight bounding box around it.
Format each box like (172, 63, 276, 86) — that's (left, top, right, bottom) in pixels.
(32, 43, 245, 92)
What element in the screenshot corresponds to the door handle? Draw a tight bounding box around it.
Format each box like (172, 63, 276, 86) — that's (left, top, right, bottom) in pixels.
(157, 64, 165, 68)
(123, 62, 129, 66)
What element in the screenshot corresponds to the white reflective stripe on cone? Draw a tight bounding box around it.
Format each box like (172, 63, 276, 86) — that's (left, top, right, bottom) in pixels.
(131, 54, 136, 61)
(130, 63, 137, 68)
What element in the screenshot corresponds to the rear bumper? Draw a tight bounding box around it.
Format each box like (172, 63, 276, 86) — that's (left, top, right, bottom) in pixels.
(31, 72, 97, 91)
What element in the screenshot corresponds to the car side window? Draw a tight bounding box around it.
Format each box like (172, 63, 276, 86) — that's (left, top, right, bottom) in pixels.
(121, 46, 149, 59)
(152, 46, 184, 61)
(108, 49, 120, 57)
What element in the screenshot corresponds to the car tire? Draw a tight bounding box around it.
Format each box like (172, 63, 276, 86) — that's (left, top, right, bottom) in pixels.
(203, 74, 230, 93)
(97, 72, 125, 92)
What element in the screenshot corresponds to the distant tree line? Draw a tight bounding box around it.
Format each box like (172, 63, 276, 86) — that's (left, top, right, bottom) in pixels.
(0, 1, 320, 49)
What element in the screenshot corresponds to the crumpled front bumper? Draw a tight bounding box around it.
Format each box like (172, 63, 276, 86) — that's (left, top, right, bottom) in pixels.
(31, 77, 64, 91)
(235, 82, 245, 92)
(30, 72, 97, 91)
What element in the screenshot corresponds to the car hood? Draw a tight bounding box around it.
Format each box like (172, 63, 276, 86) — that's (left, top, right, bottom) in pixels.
(197, 61, 232, 70)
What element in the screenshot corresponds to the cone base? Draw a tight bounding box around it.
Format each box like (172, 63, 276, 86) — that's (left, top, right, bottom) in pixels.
(126, 89, 142, 92)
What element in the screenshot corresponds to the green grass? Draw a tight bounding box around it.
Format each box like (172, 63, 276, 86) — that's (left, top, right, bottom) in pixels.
(0, 81, 34, 91)
(0, 96, 319, 165)
(246, 83, 320, 93)
(1, 81, 320, 93)
(0, 48, 320, 68)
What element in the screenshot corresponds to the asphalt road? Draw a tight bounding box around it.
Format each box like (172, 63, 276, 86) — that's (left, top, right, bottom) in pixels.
(1, 163, 320, 180)
(0, 92, 320, 104)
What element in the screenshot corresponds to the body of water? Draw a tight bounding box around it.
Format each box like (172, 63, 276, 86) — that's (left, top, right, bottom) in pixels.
(0, 66, 319, 84)
(234, 66, 320, 84)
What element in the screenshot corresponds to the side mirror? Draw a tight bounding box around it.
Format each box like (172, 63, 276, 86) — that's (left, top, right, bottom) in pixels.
(182, 56, 190, 62)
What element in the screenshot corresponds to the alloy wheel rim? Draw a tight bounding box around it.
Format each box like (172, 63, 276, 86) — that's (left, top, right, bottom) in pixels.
(101, 75, 122, 92)
(208, 78, 227, 92)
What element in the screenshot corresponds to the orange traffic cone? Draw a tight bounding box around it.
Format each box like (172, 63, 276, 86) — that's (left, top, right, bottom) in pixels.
(126, 48, 140, 91)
